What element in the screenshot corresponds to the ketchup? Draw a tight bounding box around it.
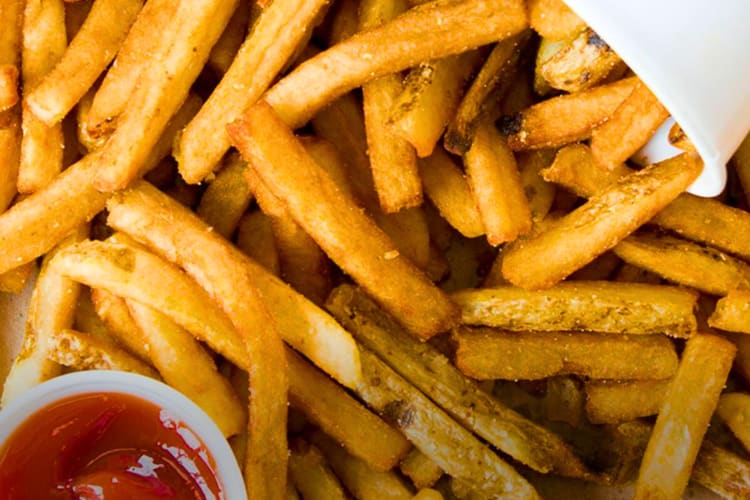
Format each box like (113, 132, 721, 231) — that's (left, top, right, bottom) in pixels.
(0, 392, 224, 499)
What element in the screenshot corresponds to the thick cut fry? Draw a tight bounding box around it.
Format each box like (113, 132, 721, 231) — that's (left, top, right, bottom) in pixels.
(590, 79, 670, 170)
(528, 0, 585, 40)
(229, 101, 458, 339)
(264, 0, 528, 129)
(518, 150, 556, 223)
(452, 281, 698, 337)
(715, 393, 750, 454)
(584, 379, 670, 424)
(693, 441, 750, 500)
(733, 132, 750, 202)
(614, 232, 750, 296)
(206, 0, 251, 76)
(542, 143, 630, 197)
(327, 285, 592, 479)
(91, 0, 237, 192)
(89, 287, 150, 362)
(634, 333, 736, 500)
(0, 0, 23, 213)
(176, 0, 330, 184)
(668, 122, 696, 153)
(499, 77, 636, 150)
(310, 431, 414, 500)
(24, 0, 143, 125)
(236, 211, 280, 276)
(0, 261, 35, 295)
(1, 225, 86, 406)
(126, 300, 245, 437)
(286, 348, 410, 472)
(453, 327, 678, 381)
(710, 291, 750, 334)
(501, 153, 703, 289)
(288, 440, 347, 500)
(356, 348, 539, 499)
(400, 450, 443, 490)
(419, 147, 485, 238)
(196, 152, 253, 238)
(464, 121, 531, 245)
(0, 64, 18, 111)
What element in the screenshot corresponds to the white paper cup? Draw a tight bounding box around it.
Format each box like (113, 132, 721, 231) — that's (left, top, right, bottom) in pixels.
(0, 370, 246, 499)
(564, 0, 750, 197)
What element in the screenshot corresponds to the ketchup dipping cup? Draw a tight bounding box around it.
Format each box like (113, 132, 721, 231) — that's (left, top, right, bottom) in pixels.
(0, 370, 246, 499)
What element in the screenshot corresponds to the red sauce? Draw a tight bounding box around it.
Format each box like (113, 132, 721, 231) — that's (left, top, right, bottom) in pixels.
(0, 392, 224, 499)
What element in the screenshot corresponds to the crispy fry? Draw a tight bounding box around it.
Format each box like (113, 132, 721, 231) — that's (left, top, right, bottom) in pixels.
(464, 120, 531, 245)
(715, 392, 750, 454)
(89, 287, 150, 362)
(634, 333, 736, 500)
(499, 77, 637, 150)
(541, 143, 632, 197)
(0, 261, 35, 295)
(693, 440, 750, 500)
(76, 88, 107, 152)
(733, 132, 750, 203)
(236, 210, 280, 275)
(196, 152, 253, 238)
(501, 153, 703, 289)
(176, 0, 330, 184)
(229, 100, 458, 339)
(412, 488, 443, 500)
(517, 150, 556, 222)
(668, 122, 696, 152)
(590, 78, 670, 170)
(453, 327, 678, 380)
(0, 0, 23, 212)
(584, 379, 670, 424)
(710, 290, 750, 333)
(24, 0, 143, 126)
(0, 64, 18, 111)
(452, 281, 698, 337)
(288, 439, 347, 500)
(528, 0, 585, 40)
(400, 450, 443, 490)
(206, 0, 251, 76)
(327, 284, 592, 479)
(264, 0, 528, 128)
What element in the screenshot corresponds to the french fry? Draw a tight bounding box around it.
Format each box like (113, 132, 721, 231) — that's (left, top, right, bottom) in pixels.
(264, 0, 528, 129)
(310, 431, 414, 500)
(541, 143, 633, 197)
(499, 76, 637, 150)
(74, 288, 119, 343)
(451, 281, 698, 337)
(24, 0, 143, 126)
(0, 64, 18, 112)
(453, 326, 678, 381)
(517, 150, 556, 223)
(48, 328, 159, 378)
(0, 225, 87, 407)
(236, 210, 280, 276)
(668, 122, 696, 153)
(709, 290, 750, 334)
(501, 153, 703, 289)
(206, 0, 251, 77)
(590, 78, 670, 170)
(288, 439, 347, 500)
(286, 482, 301, 500)
(323, 0, 358, 45)
(733, 132, 750, 203)
(633, 333, 736, 500)
(613, 262, 662, 284)
(693, 440, 750, 499)
(419, 147, 485, 238)
(584, 379, 670, 424)
(371, 208, 431, 270)
(286, 348, 410, 472)
(76, 88, 107, 153)
(544, 376, 584, 427)
(715, 392, 750, 454)
(196, 152, 253, 239)
(0, 261, 35, 295)
(0, 0, 23, 213)
(327, 284, 593, 479)
(176, 0, 330, 185)
(17, 0, 66, 193)
(91, 0, 238, 192)
(89, 287, 151, 362)
(614, 231, 750, 296)
(528, 0, 585, 40)
(355, 347, 540, 498)
(229, 100, 458, 339)
(568, 249, 620, 281)
(64, 0, 92, 39)
(412, 488, 444, 500)
(400, 450, 443, 490)
(464, 120, 531, 246)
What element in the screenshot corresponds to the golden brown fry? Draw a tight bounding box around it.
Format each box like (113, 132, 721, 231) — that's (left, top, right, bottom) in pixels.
(206, 0, 251, 76)
(229, 100, 458, 339)
(499, 77, 637, 150)
(590, 79, 670, 170)
(517, 150, 556, 223)
(24, 0, 143, 126)
(614, 232, 750, 296)
(528, 0, 585, 40)
(733, 132, 750, 203)
(716, 392, 750, 454)
(196, 152, 253, 238)
(452, 281, 698, 337)
(693, 440, 750, 500)
(501, 153, 703, 289)
(236, 210, 280, 275)
(668, 122, 696, 152)
(709, 290, 750, 334)
(453, 327, 678, 381)
(288, 439, 347, 500)
(176, 0, 330, 184)
(634, 333, 736, 500)
(264, 0, 528, 128)
(584, 379, 670, 424)
(0, 64, 18, 111)
(327, 285, 592, 479)
(76, 88, 107, 152)
(0, 0, 23, 213)
(541, 143, 631, 197)
(0, 261, 35, 295)
(89, 287, 150, 362)
(371, 207, 431, 271)
(400, 450, 443, 490)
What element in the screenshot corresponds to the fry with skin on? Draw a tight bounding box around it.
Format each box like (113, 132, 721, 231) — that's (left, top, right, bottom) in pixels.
(501, 153, 703, 289)
(228, 100, 459, 339)
(400, 450, 443, 490)
(288, 439, 347, 500)
(196, 152, 254, 239)
(528, 0, 585, 40)
(634, 333, 736, 500)
(451, 281, 698, 337)
(264, 0, 528, 129)
(709, 290, 750, 334)
(584, 379, 670, 424)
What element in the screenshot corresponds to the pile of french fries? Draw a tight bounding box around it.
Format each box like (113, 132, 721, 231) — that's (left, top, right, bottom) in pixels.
(3, 0, 750, 497)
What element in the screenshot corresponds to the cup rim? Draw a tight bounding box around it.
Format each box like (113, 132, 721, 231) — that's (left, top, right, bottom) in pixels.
(0, 370, 246, 499)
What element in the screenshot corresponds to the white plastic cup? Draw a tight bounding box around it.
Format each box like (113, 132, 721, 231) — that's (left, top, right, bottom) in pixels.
(563, 0, 750, 197)
(0, 371, 246, 499)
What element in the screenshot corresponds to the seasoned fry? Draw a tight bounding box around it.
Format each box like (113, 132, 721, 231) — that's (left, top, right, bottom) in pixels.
(693, 440, 750, 500)
(0, 262, 35, 295)
(668, 122, 696, 152)
(715, 392, 750, 453)
(464, 120, 531, 246)
(452, 281, 698, 337)
(89, 288, 150, 362)
(614, 231, 750, 296)
(499, 77, 637, 150)
(634, 333, 736, 500)
(584, 379, 670, 424)
(327, 285, 592, 479)
(371, 208, 431, 270)
(228, 101, 458, 339)
(517, 150, 556, 222)
(0, 0, 23, 213)
(288, 439, 347, 500)
(0, 64, 18, 111)
(264, 0, 528, 128)
(176, 0, 330, 184)
(400, 450, 443, 490)
(528, 0, 585, 40)
(590, 79, 670, 170)
(453, 327, 678, 381)
(501, 153, 703, 289)
(236, 211, 280, 275)
(24, 0, 143, 126)
(709, 290, 750, 334)
(196, 152, 253, 238)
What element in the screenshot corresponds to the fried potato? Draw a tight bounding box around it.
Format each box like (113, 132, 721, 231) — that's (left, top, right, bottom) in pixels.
(693, 440, 750, 499)
(709, 290, 750, 333)
(0, 0, 23, 213)
(0, 64, 18, 112)
(236, 210, 280, 276)
(584, 379, 670, 424)
(196, 152, 253, 239)
(206, 0, 251, 77)
(667, 122, 696, 152)
(88, 287, 150, 362)
(0, 262, 35, 295)
(528, 0, 585, 40)
(715, 392, 750, 454)
(288, 439, 347, 500)
(517, 150, 556, 223)
(400, 450, 443, 490)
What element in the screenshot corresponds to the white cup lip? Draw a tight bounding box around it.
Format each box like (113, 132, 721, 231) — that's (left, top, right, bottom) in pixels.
(0, 370, 246, 500)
